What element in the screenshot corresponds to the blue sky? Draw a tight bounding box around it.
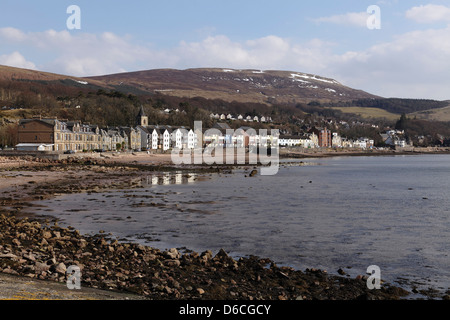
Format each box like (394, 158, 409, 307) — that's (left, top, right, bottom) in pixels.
(1, 1, 450, 99)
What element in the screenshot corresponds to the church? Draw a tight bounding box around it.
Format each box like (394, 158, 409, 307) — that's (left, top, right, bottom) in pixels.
(136, 105, 198, 152)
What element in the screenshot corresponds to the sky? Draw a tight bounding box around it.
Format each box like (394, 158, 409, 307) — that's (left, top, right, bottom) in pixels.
(1, 0, 450, 100)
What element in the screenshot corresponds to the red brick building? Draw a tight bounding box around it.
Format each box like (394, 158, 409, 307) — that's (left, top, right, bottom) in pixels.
(309, 127, 332, 148)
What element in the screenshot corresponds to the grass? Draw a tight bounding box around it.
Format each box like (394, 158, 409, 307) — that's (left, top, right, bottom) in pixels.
(411, 105, 450, 122)
(327, 106, 400, 121)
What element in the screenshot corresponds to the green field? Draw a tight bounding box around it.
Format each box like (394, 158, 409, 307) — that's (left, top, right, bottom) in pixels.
(411, 105, 450, 122)
(328, 106, 400, 121)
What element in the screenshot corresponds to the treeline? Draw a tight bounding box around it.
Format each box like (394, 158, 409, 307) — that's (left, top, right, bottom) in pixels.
(296, 102, 344, 119)
(326, 98, 449, 114)
(0, 78, 100, 109)
(338, 125, 385, 146)
(395, 113, 450, 143)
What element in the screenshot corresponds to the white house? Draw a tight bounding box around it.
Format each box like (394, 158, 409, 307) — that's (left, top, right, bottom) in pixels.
(332, 132, 342, 148)
(187, 129, 196, 149)
(353, 139, 367, 149)
(151, 128, 161, 150)
(162, 129, 172, 151)
(300, 136, 314, 149)
(171, 128, 184, 149)
(342, 139, 354, 148)
(16, 143, 54, 151)
(279, 136, 301, 147)
(353, 138, 374, 149)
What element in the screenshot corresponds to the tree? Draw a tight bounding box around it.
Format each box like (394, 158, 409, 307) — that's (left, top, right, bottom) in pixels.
(395, 113, 408, 130)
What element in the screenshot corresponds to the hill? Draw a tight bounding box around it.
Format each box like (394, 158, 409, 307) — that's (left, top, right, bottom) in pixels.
(88, 68, 379, 105)
(1, 64, 449, 126)
(0, 65, 107, 90)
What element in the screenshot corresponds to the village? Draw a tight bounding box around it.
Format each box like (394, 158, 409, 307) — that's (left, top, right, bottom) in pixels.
(10, 105, 412, 156)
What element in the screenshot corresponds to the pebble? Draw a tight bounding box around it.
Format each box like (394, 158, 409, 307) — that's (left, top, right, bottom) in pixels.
(197, 288, 205, 295)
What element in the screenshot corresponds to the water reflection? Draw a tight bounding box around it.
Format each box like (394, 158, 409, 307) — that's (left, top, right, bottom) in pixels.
(142, 172, 198, 186)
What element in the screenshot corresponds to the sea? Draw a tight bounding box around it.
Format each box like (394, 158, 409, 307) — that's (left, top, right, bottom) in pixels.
(30, 154, 450, 296)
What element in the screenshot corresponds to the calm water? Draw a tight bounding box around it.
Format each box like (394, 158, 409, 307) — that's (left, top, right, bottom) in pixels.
(32, 155, 450, 294)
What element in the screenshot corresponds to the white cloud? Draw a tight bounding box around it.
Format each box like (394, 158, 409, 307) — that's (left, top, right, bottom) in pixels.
(174, 35, 334, 73)
(312, 11, 369, 28)
(0, 27, 27, 42)
(328, 25, 450, 99)
(406, 4, 450, 23)
(0, 51, 36, 70)
(0, 27, 158, 76)
(1, 25, 450, 99)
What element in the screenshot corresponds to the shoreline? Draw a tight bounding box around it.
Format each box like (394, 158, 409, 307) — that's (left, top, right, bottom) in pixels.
(278, 147, 450, 160)
(0, 154, 449, 300)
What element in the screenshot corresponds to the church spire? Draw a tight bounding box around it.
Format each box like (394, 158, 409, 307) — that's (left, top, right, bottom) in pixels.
(136, 105, 148, 126)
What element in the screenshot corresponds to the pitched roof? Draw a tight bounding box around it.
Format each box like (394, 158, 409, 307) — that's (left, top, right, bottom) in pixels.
(213, 122, 231, 130)
(137, 105, 146, 117)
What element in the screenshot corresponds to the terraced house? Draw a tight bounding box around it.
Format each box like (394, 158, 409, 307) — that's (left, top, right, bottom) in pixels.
(18, 118, 101, 152)
(17, 117, 141, 152)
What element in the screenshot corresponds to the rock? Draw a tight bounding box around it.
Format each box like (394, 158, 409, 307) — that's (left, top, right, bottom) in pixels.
(214, 248, 229, 259)
(338, 268, 346, 275)
(165, 259, 181, 267)
(197, 288, 205, 295)
(12, 238, 21, 246)
(55, 262, 67, 274)
(200, 250, 213, 260)
(23, 252, 36, 261)
(35, 262, 50, 273)
(0, 253, 18, 260)
(3, 268, 18, 275)
(164, 286, 173, 294)
(42, 231, 52, 239)
(164, 248, 180, 260)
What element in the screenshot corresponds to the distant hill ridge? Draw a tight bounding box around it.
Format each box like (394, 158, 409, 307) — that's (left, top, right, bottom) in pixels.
(88, 67, 379, 104)
(1, 65, 448, 118)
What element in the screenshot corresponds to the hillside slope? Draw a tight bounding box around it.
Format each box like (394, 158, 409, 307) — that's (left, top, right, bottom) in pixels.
(89, 68, 379, 105)
(0, 65, 106, 87)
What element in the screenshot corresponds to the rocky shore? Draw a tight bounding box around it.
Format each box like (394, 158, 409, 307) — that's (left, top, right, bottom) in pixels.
(0, 212, 412, 300)
(0, 155, 447, 300)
